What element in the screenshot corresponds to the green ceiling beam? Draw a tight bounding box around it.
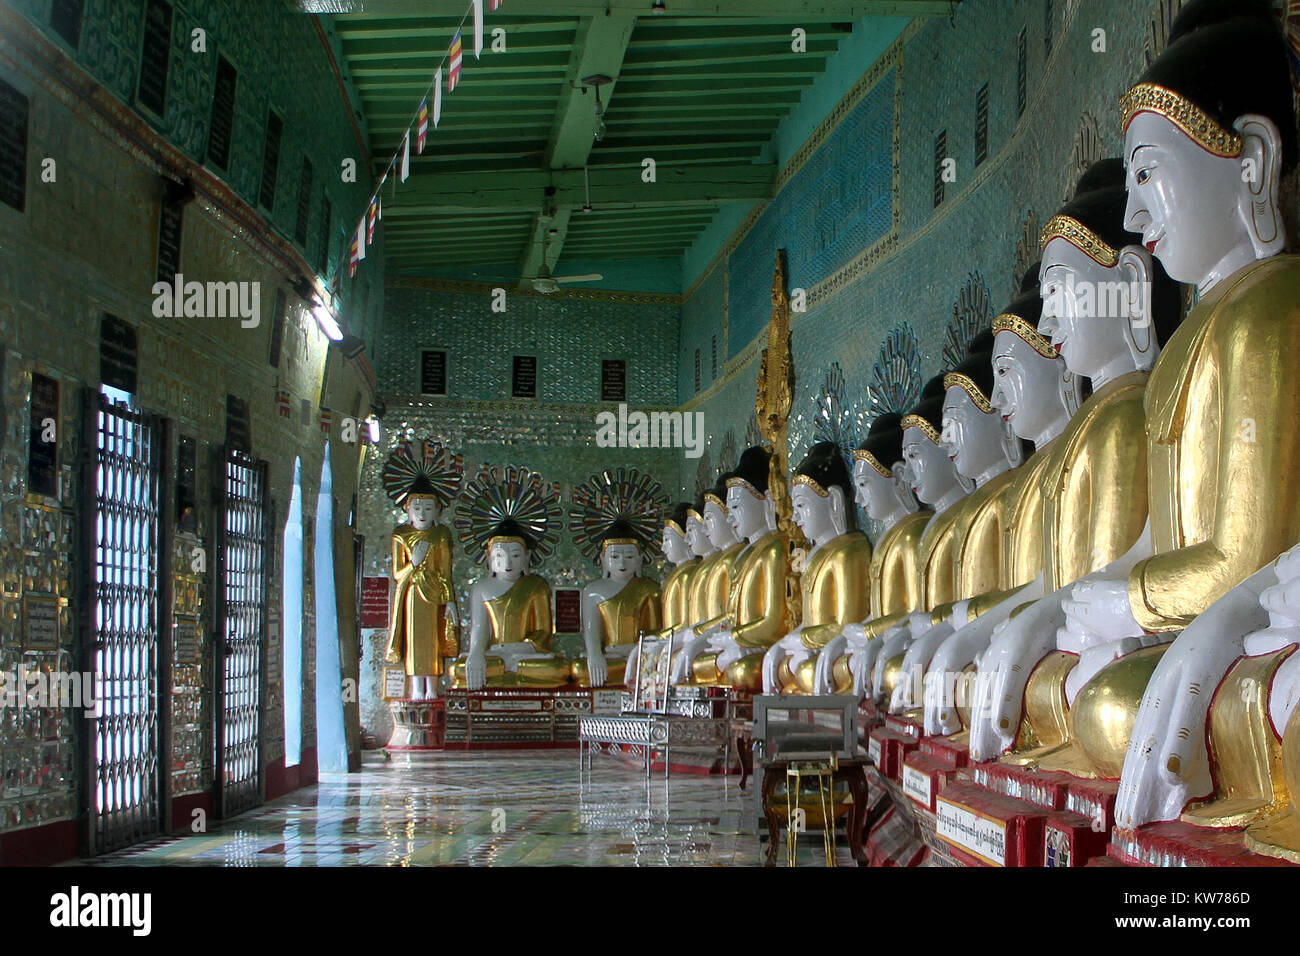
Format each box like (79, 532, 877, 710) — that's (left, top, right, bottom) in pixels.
(516, 12, 637, 289)
(381, 161, 772, 214)
(306, 1, 958, 19)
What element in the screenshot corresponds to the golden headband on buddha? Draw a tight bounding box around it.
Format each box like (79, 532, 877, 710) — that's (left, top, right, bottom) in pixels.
(724, 476, 765, 499)
(1120, 82, 1243, 159)
(664, 518, 687, 537)
(686, 507, 705, 523)
(992, 312, 1059, 359)
(703, 491, 728, 511)
(600, 536, 640, 553)
(1040, 214, 1120, 268)
(487, 534, 527, 551)
(852, 447, 892, 477)
(943, 371, 995, 413)
(791, 473, 830, 497)
(900, 414, 942, 445)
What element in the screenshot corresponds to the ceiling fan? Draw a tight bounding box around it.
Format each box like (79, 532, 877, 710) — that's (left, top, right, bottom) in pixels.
(529, 262, 602, 295)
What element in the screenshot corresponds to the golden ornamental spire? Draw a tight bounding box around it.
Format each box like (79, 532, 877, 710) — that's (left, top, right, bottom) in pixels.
(757, 249, 804, 629)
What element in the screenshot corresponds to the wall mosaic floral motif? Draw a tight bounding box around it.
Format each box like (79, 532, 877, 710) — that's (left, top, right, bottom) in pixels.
(943, 273, 995, 372)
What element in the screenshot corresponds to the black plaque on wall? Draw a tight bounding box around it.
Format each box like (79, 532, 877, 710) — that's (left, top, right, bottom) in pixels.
(51, 0, 85, 49)
(28, 373, 59, 498)
(176, 434, 197, 532)
(601, 359, 627, 402)
(0, 77, 29, 214)
(156, 199, 183, 286)
(137, 0, 174, 118)
(259, 110, 283, 211)
(511, 356, 537, 399)
(100, 314, 138, 394)
(420, 349, 447, 396)
(207, 54, 237, 171)
(225, 395, 250, 452)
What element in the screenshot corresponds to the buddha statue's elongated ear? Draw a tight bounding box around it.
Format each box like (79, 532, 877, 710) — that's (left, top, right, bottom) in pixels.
(763, 493, 777, 531)
(1118, 246, 1159, 370)
(1234, 113, 1287, 257)
(827, 485, 848, 536)
(890, 461, 919, 512)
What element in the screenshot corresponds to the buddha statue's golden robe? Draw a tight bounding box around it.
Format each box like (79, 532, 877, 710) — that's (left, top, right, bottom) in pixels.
(660, 558, 700, 633)
(1245, 667, 1300, 863)
(1074, 256, 1300, 814)
(759, 531, 870, 694)
(571, 576, 662, 686)
(694, 530, 789, 686)
(691, 543, 745, 632)
(999, 372, 1151, 768)
(387, 524, 456, 677)
(792, 510, 930, 694)
(448, 574, 570, 687)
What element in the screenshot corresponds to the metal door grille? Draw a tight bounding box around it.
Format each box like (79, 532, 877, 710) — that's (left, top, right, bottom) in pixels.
(214, 449, 268, 817)
(89, 392, 162, 852)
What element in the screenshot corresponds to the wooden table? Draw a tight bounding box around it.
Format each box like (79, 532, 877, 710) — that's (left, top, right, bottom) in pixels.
(758, 753, 870, 866)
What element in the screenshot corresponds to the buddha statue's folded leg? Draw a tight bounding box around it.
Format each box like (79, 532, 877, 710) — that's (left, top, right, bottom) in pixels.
(890, 621, 954, 714)
(722, 649, 764, 691)
(513, 653, 573, 686)
(448, 655, 507, 688)
(869, 625, 912, 703)
(1112, 569, 1273, 830)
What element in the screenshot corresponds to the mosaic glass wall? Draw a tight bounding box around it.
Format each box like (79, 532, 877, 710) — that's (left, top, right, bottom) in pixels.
(677, 0, 1300, 498)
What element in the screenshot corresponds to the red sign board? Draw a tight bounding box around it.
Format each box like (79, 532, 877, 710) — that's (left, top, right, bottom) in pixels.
(554, 588, 581, 634)
(360, 577, 390, 628)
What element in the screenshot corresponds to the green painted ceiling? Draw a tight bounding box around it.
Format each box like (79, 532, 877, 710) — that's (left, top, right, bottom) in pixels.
(320, 1, 955, 286)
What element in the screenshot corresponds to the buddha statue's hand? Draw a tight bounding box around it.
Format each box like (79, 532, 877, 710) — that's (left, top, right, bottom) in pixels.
(673, 634, 711, 684)
(1116, 570, 1273, 830)
(968, 599, 1064, 762)
(924, 621, 996, 737)
(1061, 579, 1144, 649)
(813, 634, 848, 695)
(762, 638, 798, 695)
(587, 652, 608, 689)
(465, 653, 488, 690)
(410, 540, 430, 567)
(841, 623, 867, 649)
(1257, 542, 1300, 631)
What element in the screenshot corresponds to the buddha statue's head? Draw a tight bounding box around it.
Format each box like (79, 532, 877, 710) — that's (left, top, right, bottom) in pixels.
(486, 518, 533, 582)
(726, 446, 777, 541)
(1120, 0, 1295, 292)
(662, 502, 694, 565)
(991, 289, 1070, 446)
(703, 476, 741, 550)
(853, 412, 919, 525)
(791, 441, 855, 544)
(901, 376, 965, 510)
(597, 519, 644, 583)
(686, 496, 715, 557)
(1041, 159, 1184, 382)
(403, 475, 447, 530)
(942, 342, 1007, 485)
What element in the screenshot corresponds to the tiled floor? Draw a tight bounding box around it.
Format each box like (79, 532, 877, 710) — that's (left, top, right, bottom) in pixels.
(78, 751, 856, 866)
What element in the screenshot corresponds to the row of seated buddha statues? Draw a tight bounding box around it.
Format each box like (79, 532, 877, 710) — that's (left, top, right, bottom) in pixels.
(757, 0, 1300, 863)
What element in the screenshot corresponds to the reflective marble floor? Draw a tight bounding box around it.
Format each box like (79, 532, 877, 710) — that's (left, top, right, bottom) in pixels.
(78, 751, 856, 866)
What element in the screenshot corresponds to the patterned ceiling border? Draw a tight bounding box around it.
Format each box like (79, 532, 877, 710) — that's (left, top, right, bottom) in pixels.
(384, 275, 681, 307)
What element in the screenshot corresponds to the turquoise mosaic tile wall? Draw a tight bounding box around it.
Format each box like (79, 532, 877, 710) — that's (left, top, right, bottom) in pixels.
(377, 282, 679, 406)
(677, 0, 1300, 495)
(3, 0, 379, 327)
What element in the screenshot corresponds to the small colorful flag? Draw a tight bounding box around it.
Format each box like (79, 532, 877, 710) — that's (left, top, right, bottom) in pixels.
(473, 0, 484, 59)
(417, 98, 429, 153)
(348, 235, 359, 276)
(490, 0, 502, 10)
(378, 195, 383, 221)
(449, 30, 463, 91)
(277, 389, 291, 418)
(400, 130, 410, 183)
(433, 71, 442, 127)
(367, 198, 377, 244)
(320, 408, 332, 434)
(355, 218, 366, 262)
